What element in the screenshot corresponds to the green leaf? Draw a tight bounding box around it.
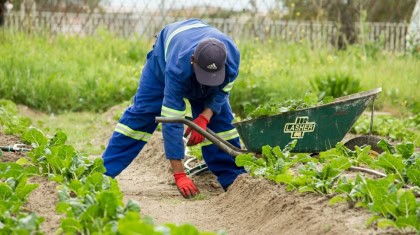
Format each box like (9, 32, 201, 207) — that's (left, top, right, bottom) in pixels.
(56, 201, 70, 214)
(271, 146, 284, 159)
(303, 92, 318, 106)
(395, 142, 414, 159)
(60, 217, 82, 233)
(0, 183, 13, 199)
(69, 179, 84, 196)
(49, 131, 68, 146)
(366, 215, 381, 226)
(406, 169, 420, 187)
(275, 172, 294, 184)
(22, 127, 48, 147)
(15, 157, 32, 166)
(262, 145, 275, 167)
(49, 174, 64, 183)
(377, 139, 395, 154)
(90, 158, 106, 174)
(16, 183, 39, 201)
(322, 96, 335, 103)
(79, 204, 100, 223)
(124, 199, 141, 213)
(375, 153, 405, 181)
(377, 219, 398, 229)
(283, 140, 297, 152)
(117, 211, 157, 234)
(165, 223, 201, 235)
(396, 190, 417, 216)
(16, 213, 44, 231)
(355, 145, 374, 166)
(86, 172, 110, 192)
(329, 195, 347, 205)
(395, 215, 419, 230)
(298, 185, 316, 193)
(329, 156, 351, 171)
(96, 191, 119, 218)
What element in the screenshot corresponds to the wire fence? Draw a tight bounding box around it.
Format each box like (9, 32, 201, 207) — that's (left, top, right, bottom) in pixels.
(2, 0, 417, 52)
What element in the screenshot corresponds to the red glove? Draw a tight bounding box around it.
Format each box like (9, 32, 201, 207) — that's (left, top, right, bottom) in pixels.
(184, 114, 209, 146)
(174, 172, 199, 198)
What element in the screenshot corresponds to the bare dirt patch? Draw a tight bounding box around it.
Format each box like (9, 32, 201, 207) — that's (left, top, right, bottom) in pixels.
(26, 176, 61, 234)
(0, 134, 27, 163)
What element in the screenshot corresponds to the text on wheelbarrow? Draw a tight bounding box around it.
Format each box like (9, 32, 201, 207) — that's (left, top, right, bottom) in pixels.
(284, 116, 316, 139)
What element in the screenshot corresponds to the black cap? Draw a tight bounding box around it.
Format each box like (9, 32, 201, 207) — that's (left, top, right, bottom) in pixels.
(193, 38, 227, 86)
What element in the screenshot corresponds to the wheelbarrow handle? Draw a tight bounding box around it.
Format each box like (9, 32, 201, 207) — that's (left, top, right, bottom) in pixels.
(155, 117, 250, 157)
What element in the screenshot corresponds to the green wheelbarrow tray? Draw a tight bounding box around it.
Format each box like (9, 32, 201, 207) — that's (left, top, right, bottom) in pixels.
(234, 87, 382, 153)
(155, 87, 382, 156)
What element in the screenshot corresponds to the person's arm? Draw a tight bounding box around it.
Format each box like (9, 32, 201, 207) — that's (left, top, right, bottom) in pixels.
(162, 54, 200, 198)
(201, 107, 214, 121)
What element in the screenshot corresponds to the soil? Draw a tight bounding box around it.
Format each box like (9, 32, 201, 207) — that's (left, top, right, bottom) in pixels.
(117, 132, 380, 235)
(0, 106, 394, 235)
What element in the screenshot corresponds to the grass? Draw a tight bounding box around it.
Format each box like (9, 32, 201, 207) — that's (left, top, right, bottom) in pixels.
(2, 29, 418, 156)
(1, 29, 418, 118)
(18, 102, 129, 155)
(0, 29, 147, 113)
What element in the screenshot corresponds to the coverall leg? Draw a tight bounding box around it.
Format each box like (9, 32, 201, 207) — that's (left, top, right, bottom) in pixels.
(102, 56, 164, 178)
(189, 100, 246, 190)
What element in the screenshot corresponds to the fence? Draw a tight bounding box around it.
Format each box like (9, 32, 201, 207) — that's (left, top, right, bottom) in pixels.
(2, 0, 414, 52)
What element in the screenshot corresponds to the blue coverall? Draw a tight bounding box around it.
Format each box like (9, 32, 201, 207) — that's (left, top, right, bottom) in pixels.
(102, 19, 246, 189)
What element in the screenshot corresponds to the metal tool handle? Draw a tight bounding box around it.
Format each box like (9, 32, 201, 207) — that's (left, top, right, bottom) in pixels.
(0, 144, 31, 152)
(155, 117, 251, 157)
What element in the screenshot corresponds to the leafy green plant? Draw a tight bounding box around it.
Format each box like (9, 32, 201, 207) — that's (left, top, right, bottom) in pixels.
(0, 100, 214, 235)
(236, 139, 420, 233)
(310, 72, 362, 100)
(0, 99, 31, 135)
(236, 140, 314, 181)
(351, 114, 420, 145)
(0, 163, 44, 234)
(244, 93, 334, 119)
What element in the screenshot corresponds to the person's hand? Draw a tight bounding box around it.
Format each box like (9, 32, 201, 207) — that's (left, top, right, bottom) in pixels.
(184, 114, 209, 146)
(173, 172, 199, 198)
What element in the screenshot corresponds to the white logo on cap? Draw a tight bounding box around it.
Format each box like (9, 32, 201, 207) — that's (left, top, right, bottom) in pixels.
(207, 63, 217, 70)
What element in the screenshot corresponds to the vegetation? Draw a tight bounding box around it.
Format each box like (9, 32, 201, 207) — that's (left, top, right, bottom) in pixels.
(0, 101, 215, 234)
(1, 30, 419, 117)
(236, 140, 420, 233)
(244, 92, 334, 119)
(351, 114, 420, 145)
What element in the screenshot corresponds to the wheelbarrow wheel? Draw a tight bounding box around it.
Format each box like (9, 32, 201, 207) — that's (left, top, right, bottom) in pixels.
(344, 135, 384, 156)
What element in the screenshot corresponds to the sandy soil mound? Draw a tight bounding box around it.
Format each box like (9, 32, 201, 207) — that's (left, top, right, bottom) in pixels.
(213, 175, 373, 235)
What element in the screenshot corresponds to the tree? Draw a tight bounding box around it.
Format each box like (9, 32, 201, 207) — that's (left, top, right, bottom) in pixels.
(407, 0, 420, 51)
(0, 0, 7, 26)
(283, 0, 416, 22)
(282, 0, 417, 49)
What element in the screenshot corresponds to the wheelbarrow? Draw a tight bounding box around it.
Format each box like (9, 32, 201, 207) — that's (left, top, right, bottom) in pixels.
(156, 87, 383, 176)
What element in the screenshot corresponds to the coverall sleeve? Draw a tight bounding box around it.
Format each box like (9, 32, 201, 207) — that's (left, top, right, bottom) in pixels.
(161, 60, 189, 160)
(205, 42, 240, 115)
